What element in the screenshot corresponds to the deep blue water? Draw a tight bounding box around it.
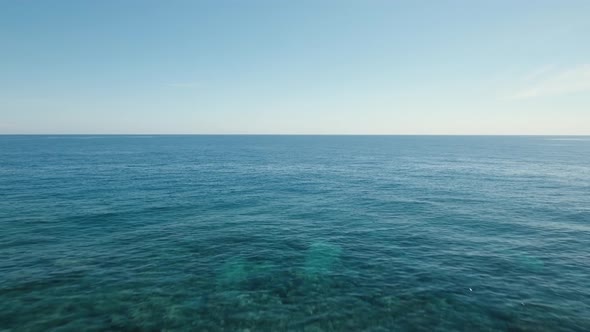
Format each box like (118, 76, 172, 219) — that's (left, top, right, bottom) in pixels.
(1, 135, 589, 331)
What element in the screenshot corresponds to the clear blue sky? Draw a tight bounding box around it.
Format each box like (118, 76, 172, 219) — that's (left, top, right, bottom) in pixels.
(1, 0, 589, 134)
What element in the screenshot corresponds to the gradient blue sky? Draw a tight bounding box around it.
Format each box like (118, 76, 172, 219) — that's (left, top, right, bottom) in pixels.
(1, 0, 589, 134)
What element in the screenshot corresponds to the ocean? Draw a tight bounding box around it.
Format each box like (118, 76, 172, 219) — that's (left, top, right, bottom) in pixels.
(1, 135, 589, 331)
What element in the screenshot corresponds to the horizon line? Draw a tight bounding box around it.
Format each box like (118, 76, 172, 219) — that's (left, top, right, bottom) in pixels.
(1, 133, 589, 137)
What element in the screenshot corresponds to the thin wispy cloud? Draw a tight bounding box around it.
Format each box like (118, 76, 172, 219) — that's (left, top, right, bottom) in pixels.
(520, 65, 556, 82)
(166, 82, 202, 89)
(510, 64, 590, 100)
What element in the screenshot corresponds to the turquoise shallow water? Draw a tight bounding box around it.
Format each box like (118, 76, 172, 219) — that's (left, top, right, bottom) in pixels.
(1, 135, 589, 331)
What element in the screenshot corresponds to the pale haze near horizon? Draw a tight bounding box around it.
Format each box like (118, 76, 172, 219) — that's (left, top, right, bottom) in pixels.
(1, 0, 589, 135)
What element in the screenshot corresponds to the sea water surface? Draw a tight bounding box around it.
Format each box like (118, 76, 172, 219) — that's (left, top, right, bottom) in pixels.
(1, 135, 589, 331)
